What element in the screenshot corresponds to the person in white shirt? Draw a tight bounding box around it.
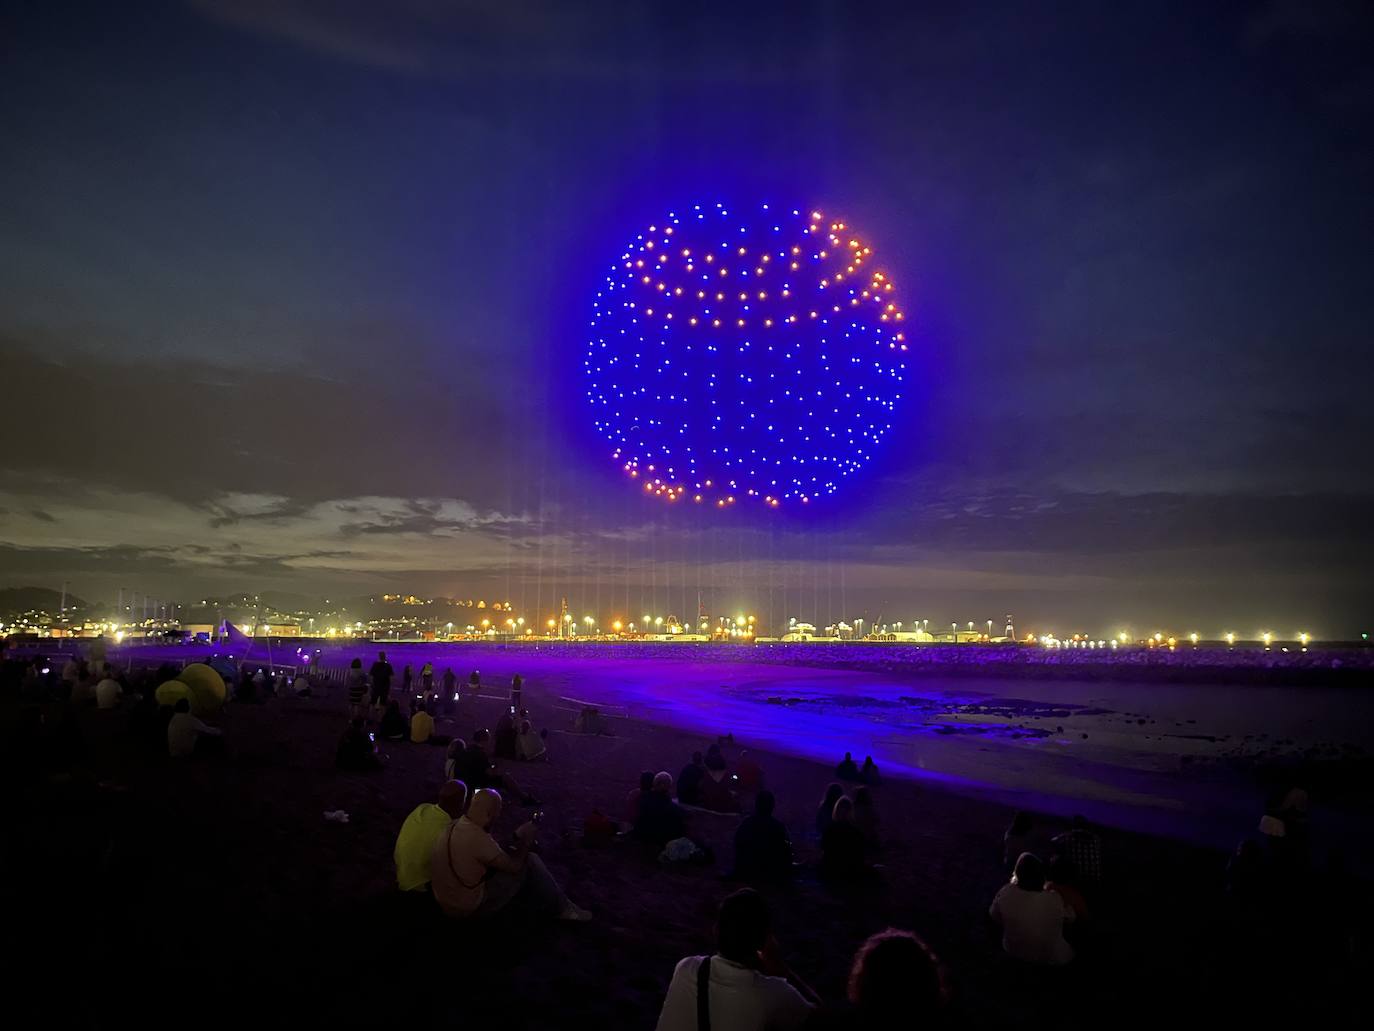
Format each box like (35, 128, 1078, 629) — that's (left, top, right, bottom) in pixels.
(95, 676, 123, 709)
(989, 852, 1075, 965)
(655, 889, 816, 1031)
(430, 788, 589, 922)
(167, 699, 222, 758)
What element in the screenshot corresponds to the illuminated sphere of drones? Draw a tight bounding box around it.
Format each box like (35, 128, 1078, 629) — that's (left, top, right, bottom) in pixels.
(585, 203, 908, 507)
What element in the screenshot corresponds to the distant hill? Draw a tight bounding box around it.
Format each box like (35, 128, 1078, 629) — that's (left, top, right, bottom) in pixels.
(0, 586, 90, 617)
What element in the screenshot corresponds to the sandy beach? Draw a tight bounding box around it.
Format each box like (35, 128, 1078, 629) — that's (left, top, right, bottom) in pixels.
(3, 645, 1366, 1027)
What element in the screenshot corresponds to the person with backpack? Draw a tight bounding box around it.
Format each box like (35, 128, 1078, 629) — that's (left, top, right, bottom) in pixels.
(655, 888, 815, 1030)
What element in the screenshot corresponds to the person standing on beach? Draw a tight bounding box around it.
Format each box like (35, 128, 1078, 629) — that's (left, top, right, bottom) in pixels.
(369, 651, 394, 715)
(345, 658, 367, 717)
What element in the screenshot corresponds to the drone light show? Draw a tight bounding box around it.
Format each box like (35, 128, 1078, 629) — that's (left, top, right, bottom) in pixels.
(585, 203, 908, 508)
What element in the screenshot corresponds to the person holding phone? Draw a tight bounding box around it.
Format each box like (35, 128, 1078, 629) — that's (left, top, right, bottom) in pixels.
(430, 788, 589, 922)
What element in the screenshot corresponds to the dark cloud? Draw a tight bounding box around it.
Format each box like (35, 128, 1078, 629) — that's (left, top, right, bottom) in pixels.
(1, 1, 1372, 631)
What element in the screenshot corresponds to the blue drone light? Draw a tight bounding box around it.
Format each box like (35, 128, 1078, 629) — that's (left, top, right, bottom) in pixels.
(584, 202, 908, 508)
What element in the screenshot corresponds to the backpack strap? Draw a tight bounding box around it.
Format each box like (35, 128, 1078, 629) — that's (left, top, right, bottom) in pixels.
(697, 956, 711, 1031)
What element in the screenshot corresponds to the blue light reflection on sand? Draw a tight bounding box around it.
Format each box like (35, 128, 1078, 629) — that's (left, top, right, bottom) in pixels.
(116, 642, 1372, 852)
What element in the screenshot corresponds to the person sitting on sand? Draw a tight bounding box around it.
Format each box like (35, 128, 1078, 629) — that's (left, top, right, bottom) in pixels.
(853, 785, 880, 848)
(654, 888, 816, 1031)
(835, 752, 860, 781)
(627, 770, 654, 825)
(516, 719, 547, 761)
(95, 673, 123, 710)
(444, 738, 465, 780)
(573, 705, 605, 735)
(821, 796, 867, 883)
(732, 791, 793, 883)
(168, 698, 222, 759)
(430, 787, 590, 922)
(677, 751, 706, 806)
(1003, 811, 1035, 871)
(634, 771, 687, 849)
(410, 704, 436, 744)
(336, 717, 382, 772)
(699, 763, 741, 814)
(845, 928, 947, 1029)
(456, 729, 539, 805)
(394, 780, 467, 892)
(1052, 815, 1103, 887)
(816, 783, 845, 837)
(860, 755, 880, 785)
(493, 707, 518, 759)
(378, 700, 408, 741)
(989, 852, 1075, 965)
(71, 670, 96, 706)
(1046, 854, 1089, 922)
(735, 750, 763, 792)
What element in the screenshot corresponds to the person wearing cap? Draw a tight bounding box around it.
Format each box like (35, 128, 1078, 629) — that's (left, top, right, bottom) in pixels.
(394, 781, 468, 892)
(430, 787, 590, 922)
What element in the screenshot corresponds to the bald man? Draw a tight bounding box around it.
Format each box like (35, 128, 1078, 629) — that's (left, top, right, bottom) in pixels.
(430, 788, 590, 922)
(394, 780, 468, 892)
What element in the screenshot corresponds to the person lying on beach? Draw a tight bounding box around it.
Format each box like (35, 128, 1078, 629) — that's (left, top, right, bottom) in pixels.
(731, 791, 793, 883)
(394, 779, 467, 892)
(430, 788, 590, 922)
(633, 771, 687, 848)
(821, 796, 867, 883)
(456, 729, 540, 806)
(989, 852, 1075, 965)
(835, 752, 860, 781)
(516, 719, 547, 761)
(654, 888, 816, 1031)
(677, 751, 706, 806)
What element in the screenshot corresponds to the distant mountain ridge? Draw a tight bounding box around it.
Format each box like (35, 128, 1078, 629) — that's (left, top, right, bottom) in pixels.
(0, 586, 90, 617)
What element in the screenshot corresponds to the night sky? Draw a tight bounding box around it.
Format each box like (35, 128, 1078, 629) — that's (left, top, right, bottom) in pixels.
(2, 0, 1371, 635)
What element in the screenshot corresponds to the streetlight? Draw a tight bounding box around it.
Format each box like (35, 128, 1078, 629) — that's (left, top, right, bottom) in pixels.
(987, 619, 993, 639)
(1189, 632, 1198, 646)
(1298, 631, 1309, 650)
(1261, 631, 1272, 649)
(1225, 631, 1235, 647)
(612, 620, 623, 633)
(951, 621, 957, 641)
